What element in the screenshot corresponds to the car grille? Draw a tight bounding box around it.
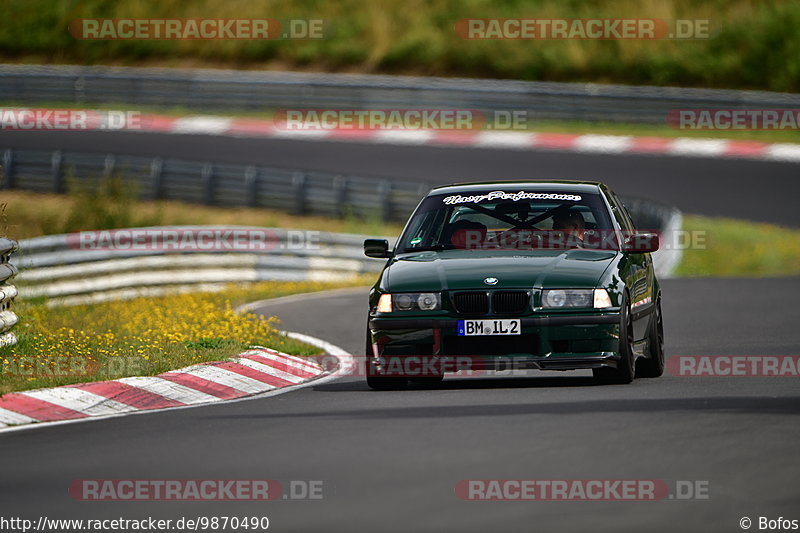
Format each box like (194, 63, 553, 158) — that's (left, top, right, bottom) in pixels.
(492, 291, 530, 314)
(452, 292, 489, 314)
(451, 290, 530, 314)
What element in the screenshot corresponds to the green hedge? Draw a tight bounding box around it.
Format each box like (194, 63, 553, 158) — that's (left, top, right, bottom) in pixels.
(0, 0, 797, 91)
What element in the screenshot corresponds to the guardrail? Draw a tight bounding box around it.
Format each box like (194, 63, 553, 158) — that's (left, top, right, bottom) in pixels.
(0, 237, 19, 346)
(0, 148, 427, 222)
(0, 147, 682, 242)
(12, 227, 385, 307)
(1, 64, 799, 124)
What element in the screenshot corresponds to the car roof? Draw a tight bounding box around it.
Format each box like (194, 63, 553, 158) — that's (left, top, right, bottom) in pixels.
(428, 180, 604, 196)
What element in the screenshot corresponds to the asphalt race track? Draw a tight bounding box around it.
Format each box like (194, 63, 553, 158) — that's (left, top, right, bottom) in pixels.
(1, 279, 798, 532)
(1, 130, 799, 226)
(1, 132, 799, 532)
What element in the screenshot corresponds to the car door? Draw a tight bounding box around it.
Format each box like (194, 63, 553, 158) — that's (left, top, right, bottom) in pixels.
(607, 191, 653, 342)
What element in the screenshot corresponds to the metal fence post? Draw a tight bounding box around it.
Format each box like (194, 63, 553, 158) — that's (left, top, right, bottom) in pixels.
(244, 166, 258, 207)
(51, 150, 64, 193)
(74, 76, 86, 103)
(103, 154, 116, 179)
(1, 149, 13, 189)
(202, 163, 215, 205)
(378, 180, 392, 222)
(333, 175, 348, 217)
(149, 157, 163, 200)
(292, 171, 306, 215)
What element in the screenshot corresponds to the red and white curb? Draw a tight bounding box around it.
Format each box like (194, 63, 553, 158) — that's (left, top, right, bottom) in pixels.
(6, 108, 800, 162)
(142, 113, 800, 163)
(0, 340, 352, 433)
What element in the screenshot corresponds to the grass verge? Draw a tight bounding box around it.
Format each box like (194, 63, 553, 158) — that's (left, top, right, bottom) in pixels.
(0, 278, 371, 395)
(1, 190, 404, 241)
(677, 215, 800, 277)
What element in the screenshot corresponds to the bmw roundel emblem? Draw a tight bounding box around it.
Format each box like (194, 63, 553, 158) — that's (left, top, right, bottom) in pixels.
(484, 277, 499, 285)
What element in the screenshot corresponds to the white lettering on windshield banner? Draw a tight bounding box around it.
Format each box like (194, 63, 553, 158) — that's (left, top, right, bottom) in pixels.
(442, 191, 582, 204)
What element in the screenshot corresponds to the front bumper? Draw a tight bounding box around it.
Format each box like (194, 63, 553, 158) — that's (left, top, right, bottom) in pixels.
(368, 312, 622, 375)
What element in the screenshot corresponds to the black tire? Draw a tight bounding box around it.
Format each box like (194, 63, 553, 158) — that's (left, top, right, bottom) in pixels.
(637, 298, 665, 378)
(365, 327, 408, 390)
(593, 294, 635, 384)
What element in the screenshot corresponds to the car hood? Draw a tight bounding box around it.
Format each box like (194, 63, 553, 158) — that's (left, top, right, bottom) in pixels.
(384, 249, 617, 292)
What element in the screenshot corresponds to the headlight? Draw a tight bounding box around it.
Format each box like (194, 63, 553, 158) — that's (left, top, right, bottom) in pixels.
(542, 289, 593, 308)
(376, 293, 441, 312)
(416, 293, 439, 311)
(394, 293, 415, 311)
(541, 289, 614, 309)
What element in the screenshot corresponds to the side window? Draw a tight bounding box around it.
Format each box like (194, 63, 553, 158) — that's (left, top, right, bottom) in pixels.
(404, 208, 447, 248)
(605, 191, 632, 231)
(616, 198, 637, 230)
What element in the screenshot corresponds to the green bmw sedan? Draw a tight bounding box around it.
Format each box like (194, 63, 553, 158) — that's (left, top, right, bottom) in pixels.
(364, 180, 665, 389)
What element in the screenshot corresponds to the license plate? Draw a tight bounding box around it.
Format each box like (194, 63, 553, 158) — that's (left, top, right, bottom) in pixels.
(458, 319, 521, 336)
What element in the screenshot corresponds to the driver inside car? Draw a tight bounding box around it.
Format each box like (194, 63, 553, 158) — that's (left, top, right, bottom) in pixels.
(445, 219, 487, 249)
(551, 209, 586, 247)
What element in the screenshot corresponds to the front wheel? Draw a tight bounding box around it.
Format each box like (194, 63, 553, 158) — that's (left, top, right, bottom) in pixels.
(637, 298, 664, 378)
(593, 295, 635, 384)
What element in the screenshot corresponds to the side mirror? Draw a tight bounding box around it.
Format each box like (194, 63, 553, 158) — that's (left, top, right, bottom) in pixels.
(364, 239, 391, 258)
(623, 232, 659, 253)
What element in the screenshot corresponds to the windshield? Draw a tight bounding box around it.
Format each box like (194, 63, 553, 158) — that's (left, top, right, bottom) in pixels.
(396, 190, 618, 253)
